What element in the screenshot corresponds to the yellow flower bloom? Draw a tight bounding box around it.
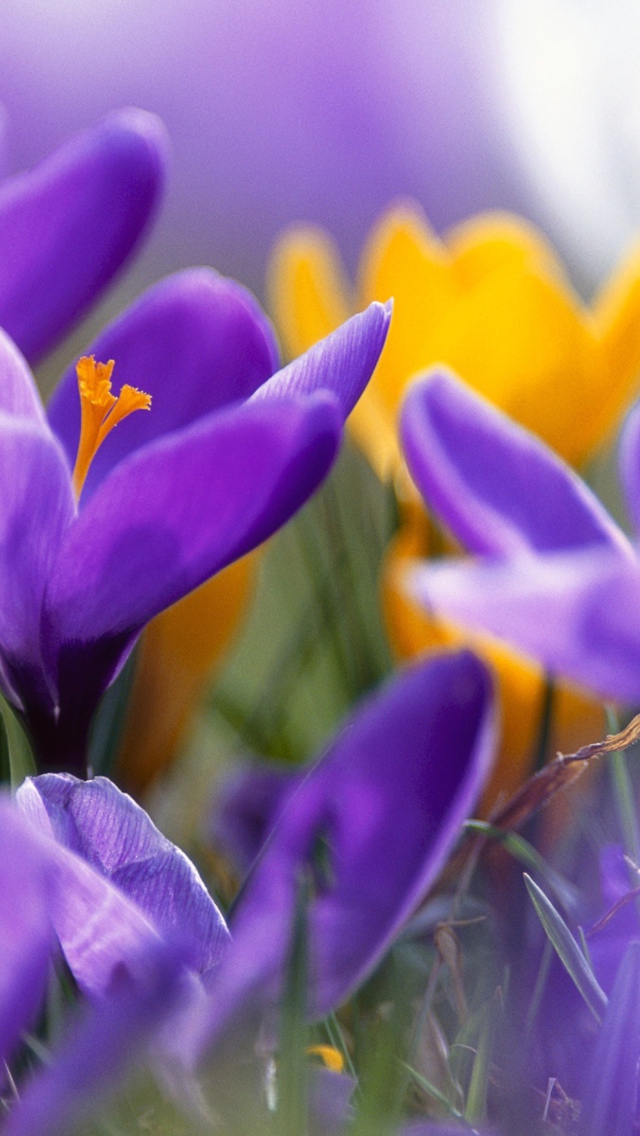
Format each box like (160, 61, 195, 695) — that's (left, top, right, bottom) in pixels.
(117, 554, 256, 794)
(267, 204, 626, 808)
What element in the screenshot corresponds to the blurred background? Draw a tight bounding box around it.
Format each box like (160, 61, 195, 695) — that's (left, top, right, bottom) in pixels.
(2, 0, 634, 303)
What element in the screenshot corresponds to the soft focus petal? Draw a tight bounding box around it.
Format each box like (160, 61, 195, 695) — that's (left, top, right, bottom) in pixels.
(253, 302, 391, 422)
(0, 799, 55, 1069)
(118, 554, 258, 794)
(267, 224, 352, 357)
(18, 774, 229, 975)
(48, 269, 279, 502)
(401, 372, 630, 557)
(409, 548, 640, 703)
(617, 397, 640, 535)
(211, 761, 302, 875)
(0, 414, 74, 709)
(196, 651, 495, 1055)
(0, 326, 47, 426)
(0, 108, 167, 363)
(4, 939, 191, 1136)
(382, 503, 604, 810)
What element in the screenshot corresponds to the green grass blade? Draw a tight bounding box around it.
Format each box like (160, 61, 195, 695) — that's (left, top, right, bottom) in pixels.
(524, 874, 607, 1022)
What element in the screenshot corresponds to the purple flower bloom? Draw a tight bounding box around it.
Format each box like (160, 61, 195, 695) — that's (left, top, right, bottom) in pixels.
(0, 275, 389, 772)
(0, 108, 167, 364)
(195, 650, 495, 1060)
(402, 370, 640, 704)
(0, 792, 199, 1136)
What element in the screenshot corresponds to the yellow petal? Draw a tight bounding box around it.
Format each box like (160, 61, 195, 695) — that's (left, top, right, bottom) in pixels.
(267, 224, 351, 359)
(591, 239, 640, 451)
(358, 202, 455, 421)
(447, 211, 570, 290)
(116, 554, 257, 794)
(421, 265, 599, 465)
(381, 503, 604, 814)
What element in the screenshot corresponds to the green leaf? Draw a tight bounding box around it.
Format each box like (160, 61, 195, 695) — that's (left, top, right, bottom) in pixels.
(464, 996, 498, 1124)
(0, 695, 36, 788)
(524, 874, 607, 1022)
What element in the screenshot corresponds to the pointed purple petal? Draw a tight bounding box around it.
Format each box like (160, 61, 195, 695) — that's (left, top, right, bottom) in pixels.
(0, 328, 47, 426)
(45, 393, 340, 650)
(401, 372, 630, 557)
(252, 302, 392, 420)
(0, 416, 74, 710)
(409, 548, 640, 703)
(20, 774, 229, 975)
(47, 269, 279, 502)
(0, 799, 55, 1069)
(4, 938, 191, 1136)
(196, 651, 495, 1055)
(0, 108, 167, 364)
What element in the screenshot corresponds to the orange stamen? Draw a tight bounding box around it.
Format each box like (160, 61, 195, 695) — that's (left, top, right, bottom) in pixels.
(306, 1044, 345, 1073)
(72, 355, 151, 498)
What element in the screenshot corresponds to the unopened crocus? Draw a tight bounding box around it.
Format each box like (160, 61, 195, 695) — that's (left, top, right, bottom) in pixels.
(197, 650, 495, 1058)
(404, 370, 640, 706)
(0, 269, 389, 774)
(269, 205, 615, 805)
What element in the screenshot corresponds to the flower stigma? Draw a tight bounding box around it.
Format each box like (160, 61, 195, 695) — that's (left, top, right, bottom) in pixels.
(72, 355, 152, 498)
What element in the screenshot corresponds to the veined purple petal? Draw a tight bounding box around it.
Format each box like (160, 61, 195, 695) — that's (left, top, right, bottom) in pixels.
(196, 651, 495, 1057)
(4, 938, 191, 1136)
(0, 799, 55, 1070)
(618, 399, 640, 537)
(252, 302, 392, 421)
(408, 547, 640, 703)
(0, 415, 74, 710)
(401, 372, 631, 557)
(18, 774, 229, 975)
(0, 108, 168, 364)
(47, 269, 279, 502)
(45, 392, 341, 648)
(17, 779, 174, 999)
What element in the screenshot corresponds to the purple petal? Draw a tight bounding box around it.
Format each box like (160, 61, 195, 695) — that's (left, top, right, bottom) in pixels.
(4, 938, 191, 1136)
(18, 774, 229, 975)
(0, 799, 55, 1069)
(0, 108, 167, 364)
(0, 416, 74, 710)
(0, 328, 47, 426)
(401, 372, 631, 557)
(47, 269, 279, 502)
(17, 779, 174, 999)
(618, 399, 640, 536)
(409, 548, 640, 703)
(252, 302, 392, 421)
(211, 762, 302, 875)
(45, 392, 341, 651)
(196, 651, 495, 1055)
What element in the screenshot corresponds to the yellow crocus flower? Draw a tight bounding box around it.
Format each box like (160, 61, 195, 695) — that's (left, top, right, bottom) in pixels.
(267, 203, 639, 808)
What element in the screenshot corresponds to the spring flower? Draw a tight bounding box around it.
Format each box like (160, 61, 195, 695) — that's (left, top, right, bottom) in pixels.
(269, 205, 622, 805)
(0, 108, 166, 365)
(0, 791, 208, 1136)
(0, 269, 390, 774)
(404, 370, 640, 706)
(197, 650, 495, 1057)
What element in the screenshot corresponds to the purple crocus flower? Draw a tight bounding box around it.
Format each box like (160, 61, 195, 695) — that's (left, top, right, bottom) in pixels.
(195, 650, 495, 1061)
(401, 369, 640, 705)
(0, 791, 207, 1136)
(0, 107, 166, 365)
(0, 272, 389, 772)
